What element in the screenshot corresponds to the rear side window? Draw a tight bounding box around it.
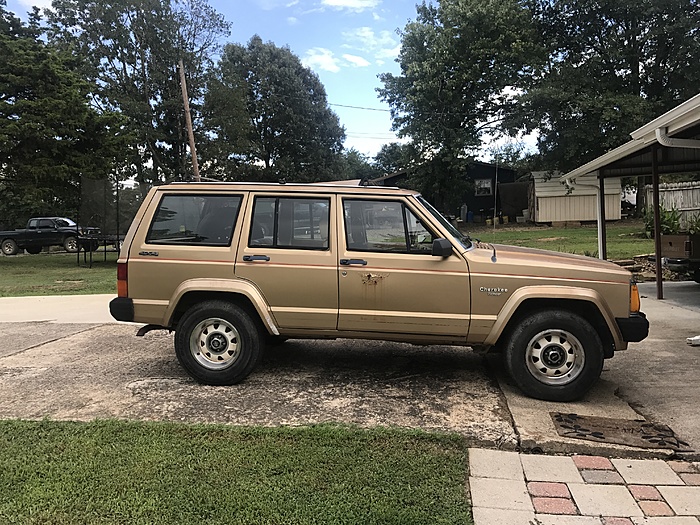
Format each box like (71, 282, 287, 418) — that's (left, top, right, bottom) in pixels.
(146, 194, 242, 246)
(249, 196, 330, 250)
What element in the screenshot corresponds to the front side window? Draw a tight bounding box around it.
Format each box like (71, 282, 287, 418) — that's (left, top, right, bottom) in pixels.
(146, 194, 242, 246)
(342, 199, 435, 253)
(249, 196, 330, 250)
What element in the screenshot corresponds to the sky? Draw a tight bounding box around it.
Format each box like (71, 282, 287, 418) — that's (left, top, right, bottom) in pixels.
(7, 0, 524, 160)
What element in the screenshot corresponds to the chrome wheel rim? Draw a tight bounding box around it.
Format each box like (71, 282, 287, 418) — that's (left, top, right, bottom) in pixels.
(2, 242, 13, 255)
(189, 317, 241, 370)
(65, 238, 78, 252)
(525, 329, 585, 386)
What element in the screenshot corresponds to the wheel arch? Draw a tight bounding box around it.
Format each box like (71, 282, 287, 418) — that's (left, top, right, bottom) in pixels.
(485, 287, 621, 358)
(165, 279, 279, 337)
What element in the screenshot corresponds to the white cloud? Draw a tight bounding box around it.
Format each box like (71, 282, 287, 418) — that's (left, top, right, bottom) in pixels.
(256, 0, 297, 10)
(375, 44, 400, 60)
(303, 48, 341, 73)
(343, 54, 371, 67)
(321, 0, 380, 12)
(342, 27, 396, 51)
(18, 0, 51, 8)
(287, 16, 299, 25)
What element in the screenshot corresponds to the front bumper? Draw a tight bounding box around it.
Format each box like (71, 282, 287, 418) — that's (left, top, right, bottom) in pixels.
(616, 312, 649, 343)
(109, 297, 134, 322)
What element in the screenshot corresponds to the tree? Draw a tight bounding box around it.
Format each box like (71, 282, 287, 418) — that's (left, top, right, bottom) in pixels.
(0, 1, 124, 227)
(46, 0, 230, 190)
(205, 36, 346, 182)
(507, 0, 700, 173)
(373, 142, 416, 174)
(340, 148, 380, 181)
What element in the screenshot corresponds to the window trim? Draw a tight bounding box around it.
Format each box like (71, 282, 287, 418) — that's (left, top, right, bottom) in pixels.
(145, 193, 243, 247)
(342, 198, 438, 255)
(248, 195, 331, 251)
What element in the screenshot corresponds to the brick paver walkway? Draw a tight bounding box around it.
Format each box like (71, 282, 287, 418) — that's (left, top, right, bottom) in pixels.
(469, 449, 700, 524)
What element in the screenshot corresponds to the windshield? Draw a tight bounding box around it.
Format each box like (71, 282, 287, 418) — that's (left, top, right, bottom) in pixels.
(415, 196, 471, 250)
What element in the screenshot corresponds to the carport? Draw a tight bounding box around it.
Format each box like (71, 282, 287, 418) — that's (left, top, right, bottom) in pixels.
(561, 93, 700, 299)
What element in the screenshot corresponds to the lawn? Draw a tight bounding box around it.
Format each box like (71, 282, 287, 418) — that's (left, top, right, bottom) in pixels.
(0, 420, 471, 525)
(463, 219, 654, 260)
(0, 251, 117, 297)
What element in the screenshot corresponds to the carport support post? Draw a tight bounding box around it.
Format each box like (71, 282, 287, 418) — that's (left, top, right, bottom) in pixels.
(597, 171, 607, 260)
(652, 145, 664, 300)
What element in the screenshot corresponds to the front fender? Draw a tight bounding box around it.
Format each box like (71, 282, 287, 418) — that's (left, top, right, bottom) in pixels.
(164, 278, 279, 336)
(482, 285, 623, 349)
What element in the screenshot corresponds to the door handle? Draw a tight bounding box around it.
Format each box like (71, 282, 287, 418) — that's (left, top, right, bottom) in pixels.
(243, 255, 270, 262)
(340, 259, 367, 266)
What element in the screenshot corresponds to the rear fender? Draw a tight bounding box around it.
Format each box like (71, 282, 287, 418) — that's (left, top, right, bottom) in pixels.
(164, 278, 279, 336)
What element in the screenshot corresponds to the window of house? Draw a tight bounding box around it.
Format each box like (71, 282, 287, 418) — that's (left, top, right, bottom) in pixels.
(146, 194, 242, 246)
(249, 196, 330, 250)
(342, 199, 435, 253)
(474, 179, 493, 196)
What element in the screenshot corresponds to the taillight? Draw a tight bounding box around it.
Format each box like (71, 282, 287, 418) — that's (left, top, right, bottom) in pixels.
(630, 282, 641, 313)
(117, 262, 128, 297)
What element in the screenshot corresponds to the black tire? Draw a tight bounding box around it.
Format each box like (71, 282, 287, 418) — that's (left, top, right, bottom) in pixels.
(64, 236, 78, 253)
(1, 239, 18, 256)
(175, 301, 262, 385)
(25, 247, 42, 255)
(503, 310, 604, 402)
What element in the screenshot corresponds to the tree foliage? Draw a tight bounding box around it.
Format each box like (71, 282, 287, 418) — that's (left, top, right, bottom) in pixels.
(0, 0, 123, 228)
(205, 36, 345, 182)
(508, 0, 700, 171)
(46, 0, 230, 188)
(380, 0, 700, 198)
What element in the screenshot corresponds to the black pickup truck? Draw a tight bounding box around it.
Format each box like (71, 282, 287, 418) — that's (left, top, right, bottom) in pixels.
(0, 217, 99, 255)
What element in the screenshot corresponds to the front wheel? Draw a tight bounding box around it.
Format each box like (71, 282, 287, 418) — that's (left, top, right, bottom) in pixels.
(175, 301, 262, 385)
(25, 247, 42, 255)
(503, 310, 604, 402)
(1, 239, 18, 256)
(64, 236, 78, 253)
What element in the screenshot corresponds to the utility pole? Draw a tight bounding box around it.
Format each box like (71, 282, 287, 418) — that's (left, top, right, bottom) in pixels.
(178, 58, 201, 182)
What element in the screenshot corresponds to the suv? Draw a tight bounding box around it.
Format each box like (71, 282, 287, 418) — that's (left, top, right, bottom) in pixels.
(110, 182, 648, 401)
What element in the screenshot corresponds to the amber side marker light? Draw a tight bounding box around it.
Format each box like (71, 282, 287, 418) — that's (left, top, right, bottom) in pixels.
(630, 282, 641, 313)
(117, 262, 128, 297)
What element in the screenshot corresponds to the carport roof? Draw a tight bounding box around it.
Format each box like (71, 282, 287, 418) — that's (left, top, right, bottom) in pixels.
(560, 92, 700, 181)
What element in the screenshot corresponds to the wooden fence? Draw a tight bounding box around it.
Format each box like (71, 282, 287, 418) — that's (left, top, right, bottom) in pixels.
(645, 181, 700, 230)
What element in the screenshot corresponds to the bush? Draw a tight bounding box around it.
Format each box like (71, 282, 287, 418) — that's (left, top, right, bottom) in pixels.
(644, 206, 681, 237)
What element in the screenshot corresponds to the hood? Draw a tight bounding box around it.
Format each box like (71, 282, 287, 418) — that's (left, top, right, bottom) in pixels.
(467, 241, 631, 283)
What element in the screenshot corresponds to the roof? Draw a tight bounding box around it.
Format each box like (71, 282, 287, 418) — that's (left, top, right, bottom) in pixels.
(561, 93, 700, 182)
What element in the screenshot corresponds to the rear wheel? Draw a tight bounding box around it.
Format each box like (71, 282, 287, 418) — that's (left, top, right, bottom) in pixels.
(175, 301, 262, 385)
(504, 310, 604, 402)
(64, 236, 78, 253)
(25, 247, 42, 255)
(1, 239, 18, 256)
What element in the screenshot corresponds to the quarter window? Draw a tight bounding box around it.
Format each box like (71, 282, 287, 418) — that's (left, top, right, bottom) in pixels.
(249, 196, 330, 250)
(343, 199, 435, 254)
(146, 194, 242, 246)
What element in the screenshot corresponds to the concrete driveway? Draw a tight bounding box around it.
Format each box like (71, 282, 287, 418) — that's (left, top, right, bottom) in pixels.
(1, 283, 699, 458)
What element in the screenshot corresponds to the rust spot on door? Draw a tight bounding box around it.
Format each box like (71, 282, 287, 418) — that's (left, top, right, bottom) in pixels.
(362, 273, 387, 286)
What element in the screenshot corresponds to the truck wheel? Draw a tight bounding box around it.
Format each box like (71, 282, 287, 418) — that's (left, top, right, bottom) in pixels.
(63, 236, 78, 253)
(25, 247, 42, 255)
(175, 301, 262, 385)
(1, 239, 18, 256)
(504, 310, 604, 402)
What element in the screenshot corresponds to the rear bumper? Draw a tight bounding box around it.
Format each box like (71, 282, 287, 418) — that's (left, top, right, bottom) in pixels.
(616, 312, 649, 343)
(109, 297, 134, 322)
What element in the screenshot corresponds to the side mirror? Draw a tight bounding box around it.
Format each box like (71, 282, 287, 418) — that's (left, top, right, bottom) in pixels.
(432, 238, 452, 257)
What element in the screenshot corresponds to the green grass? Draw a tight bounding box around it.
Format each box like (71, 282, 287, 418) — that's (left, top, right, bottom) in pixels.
(0, 251, 117, 297)
(0, 420, 471, 525)
(465, 219, 654, 260)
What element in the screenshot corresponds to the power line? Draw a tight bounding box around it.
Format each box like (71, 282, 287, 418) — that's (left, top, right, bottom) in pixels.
(330, 103, 391, 113)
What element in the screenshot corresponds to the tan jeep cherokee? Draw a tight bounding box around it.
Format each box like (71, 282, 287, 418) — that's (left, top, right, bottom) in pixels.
(109, 182, 648, 401)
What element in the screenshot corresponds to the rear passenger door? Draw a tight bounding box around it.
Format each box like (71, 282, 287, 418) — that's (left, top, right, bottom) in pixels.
(236, 193, 338, 330)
